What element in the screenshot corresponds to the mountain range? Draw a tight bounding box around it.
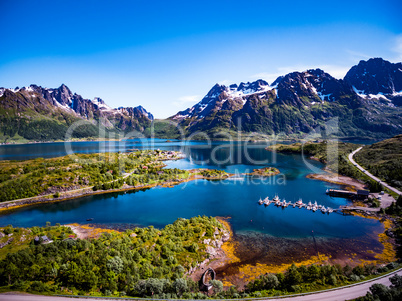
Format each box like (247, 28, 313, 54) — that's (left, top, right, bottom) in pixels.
(171, 58, 402, 139)
(0, 84, 153, 142)
(1, 57, 401, 142)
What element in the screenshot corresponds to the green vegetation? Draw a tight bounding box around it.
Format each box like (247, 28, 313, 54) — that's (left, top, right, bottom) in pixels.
(0, 224, 75, 261)
(245, 262, 400, 298)
(353, 274, 402, 301)
(143, 120, 183, 139)
(0, 150, 185, 202)
(0, 216, 226, 298)
(354, 135, 402, 191)
(0, 220, 400, 299)
(268, 140, 361, 178)
(200, 169, 229, 179)
(268, 140, 394, 193)
(248, 167, 280, 176)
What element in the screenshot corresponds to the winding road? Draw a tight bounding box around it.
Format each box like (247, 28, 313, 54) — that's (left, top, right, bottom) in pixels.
(348, 147, 401, 196)
(0, 269, 401, 301)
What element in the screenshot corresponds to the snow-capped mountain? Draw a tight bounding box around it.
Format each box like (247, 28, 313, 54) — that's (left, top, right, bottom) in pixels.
(344, 58, 402, 106)
(171, 58, 402, 138)
(0, 84, 154, 141)
(173, 79, 272, 120)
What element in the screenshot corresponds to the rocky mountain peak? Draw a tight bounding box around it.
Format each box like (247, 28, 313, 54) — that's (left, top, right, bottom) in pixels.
(344, 57, 402, 95)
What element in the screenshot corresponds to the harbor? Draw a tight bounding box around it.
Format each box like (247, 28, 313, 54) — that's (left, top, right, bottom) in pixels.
(258, 195, 335, 214)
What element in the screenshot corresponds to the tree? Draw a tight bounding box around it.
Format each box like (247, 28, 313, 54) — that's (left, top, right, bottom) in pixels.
(369, 283, 392, 301)
(107, 256, 124, 274)
(173, 278, 188, 296)
(284, 264, 302, 287)
(390, 274, 402, 289)
(263, 274, 279, 289)
(397, 194, 402, 207)
(210, 280, 223, 295)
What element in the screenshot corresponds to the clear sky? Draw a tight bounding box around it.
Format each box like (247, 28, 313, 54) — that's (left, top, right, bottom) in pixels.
(1, 0, 401, 118)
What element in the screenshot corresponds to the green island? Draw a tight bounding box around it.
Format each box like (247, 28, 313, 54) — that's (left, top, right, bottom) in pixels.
(246, 167, 280, 177)
(200, 169, 231, 179)
(0, 150, 232, 211)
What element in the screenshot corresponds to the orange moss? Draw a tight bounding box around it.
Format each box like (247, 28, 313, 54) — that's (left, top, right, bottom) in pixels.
(233, 253, 330, 283)
(375, 219, 396, 263)
(349, 211, 378, 220)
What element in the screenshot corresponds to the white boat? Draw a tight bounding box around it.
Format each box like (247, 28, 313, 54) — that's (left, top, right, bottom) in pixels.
(308, 201, 312, 207)
(312, 206, 317, 212)
(296, 198, 303, 206)
(314, 201, 318, 207)
(306, 205, 311, 210)
(321, 206, 327, 213)
(258, 198, 264, 205)
(273, 194, 280, 202)
(327, 207, 333, 213)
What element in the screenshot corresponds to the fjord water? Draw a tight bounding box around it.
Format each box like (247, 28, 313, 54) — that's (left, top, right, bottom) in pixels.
(0, 139, 381, 240)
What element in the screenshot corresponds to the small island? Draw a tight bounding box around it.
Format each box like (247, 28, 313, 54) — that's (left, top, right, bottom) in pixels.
(246, 167, 280, 177)
(199, 169, 230, 179)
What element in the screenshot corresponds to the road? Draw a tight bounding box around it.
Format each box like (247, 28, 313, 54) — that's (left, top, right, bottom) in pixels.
(348, 147, 401, 196)
(0, 270, 400, 301)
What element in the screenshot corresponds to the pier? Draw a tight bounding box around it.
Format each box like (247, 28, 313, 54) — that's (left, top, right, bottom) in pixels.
(258, 196, 336, 214)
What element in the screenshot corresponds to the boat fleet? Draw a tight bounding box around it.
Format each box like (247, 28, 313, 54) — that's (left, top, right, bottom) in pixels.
(258, 195, 334, 213)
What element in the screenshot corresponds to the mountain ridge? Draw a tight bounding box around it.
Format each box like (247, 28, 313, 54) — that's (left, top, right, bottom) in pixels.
(0, 84, 153, 142)
(169, 58, 402, 139)
(1, 57, 402, 142)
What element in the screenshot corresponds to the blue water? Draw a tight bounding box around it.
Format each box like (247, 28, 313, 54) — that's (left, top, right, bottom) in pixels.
(0, 140, 381, 239)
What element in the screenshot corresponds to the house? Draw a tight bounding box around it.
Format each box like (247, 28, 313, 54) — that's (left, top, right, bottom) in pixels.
(34, 235, 53, 245)
(356, 190, 370, 199)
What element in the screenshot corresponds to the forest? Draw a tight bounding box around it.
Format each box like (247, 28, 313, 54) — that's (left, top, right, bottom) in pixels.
(1, 219, 400, 299)
(0, 216, 226, 298)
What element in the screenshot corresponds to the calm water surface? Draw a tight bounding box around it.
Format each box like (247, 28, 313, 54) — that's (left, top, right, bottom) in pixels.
(0, 139, 381, 240)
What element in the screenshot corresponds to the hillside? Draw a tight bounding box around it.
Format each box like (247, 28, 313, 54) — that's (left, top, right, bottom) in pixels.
(354, 135, 402, 190)
(0, 84, 153, 143)
(171, 58, 402, 139)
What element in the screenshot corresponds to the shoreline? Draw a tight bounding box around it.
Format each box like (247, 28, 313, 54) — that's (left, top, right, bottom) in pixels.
(0, 170, 236, 214)
(306, 171, 368, 191)
(0, 135, 381, 147)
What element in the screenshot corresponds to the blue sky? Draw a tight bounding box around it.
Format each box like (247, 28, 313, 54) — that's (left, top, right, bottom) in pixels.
(1, 0, 401, 118)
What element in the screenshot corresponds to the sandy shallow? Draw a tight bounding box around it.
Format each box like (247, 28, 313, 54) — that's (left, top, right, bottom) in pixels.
(307, 172, 367, 191)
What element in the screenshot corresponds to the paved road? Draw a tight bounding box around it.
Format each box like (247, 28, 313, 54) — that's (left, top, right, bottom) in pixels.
(349, 147, 401, 196)
(0, 270, 400, 301)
